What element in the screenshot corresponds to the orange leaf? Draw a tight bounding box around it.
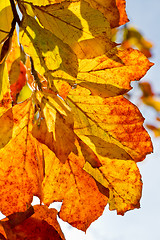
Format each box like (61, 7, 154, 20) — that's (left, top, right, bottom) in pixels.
(77, 48, 153, 97)
(0, 205, 65, 240)
(0, 99, 43, 215)
(42, 139, 108, 231)
(67, 85, 153, 162)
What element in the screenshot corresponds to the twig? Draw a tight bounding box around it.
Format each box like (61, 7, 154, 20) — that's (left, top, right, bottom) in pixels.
(9, 0, 21, 25)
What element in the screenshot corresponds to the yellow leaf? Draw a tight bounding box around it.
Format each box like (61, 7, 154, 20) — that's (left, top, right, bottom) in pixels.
(0, 0, 154, 232)
(19, 13, 78, 83)
(0, 93, 107, 231)
(0, 1, 13, 43)
(32, 0, 113, 58)
(0, 62, 11, 116)
(84, 160, 142, 215)
(21, 0, 64, 6)
(24, 0, 128, 28)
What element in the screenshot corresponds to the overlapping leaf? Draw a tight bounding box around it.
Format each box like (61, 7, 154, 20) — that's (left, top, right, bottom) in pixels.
(84, 160, 142, 214)
(31, 0, 115, 59)
(22, 0, 128, 28)
(19, 12, 78, 85)
(65, 85, 152, 215)
(76, 48, 153, 97)
(67, 85, 152, 162)
(0, 94, 108, 230)
(32, 91, 75, 163)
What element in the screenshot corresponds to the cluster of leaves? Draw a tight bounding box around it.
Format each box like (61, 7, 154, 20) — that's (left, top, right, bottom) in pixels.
(114, 25, 153, 58)
(0, 0, 153, 238)
(139, 82, 160, 137)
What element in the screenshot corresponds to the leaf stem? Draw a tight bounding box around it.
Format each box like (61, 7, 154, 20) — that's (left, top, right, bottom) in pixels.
(30, 57, 42, 91)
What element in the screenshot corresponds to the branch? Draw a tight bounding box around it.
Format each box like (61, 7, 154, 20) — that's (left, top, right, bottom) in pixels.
(9, 0, 21, 25)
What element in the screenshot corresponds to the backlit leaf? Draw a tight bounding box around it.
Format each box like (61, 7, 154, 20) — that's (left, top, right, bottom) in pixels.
(19, 13, 78, 84)
(32, 91, 75, 163)
(139, 82, 160, 112)
(66, 85, 152, 214)
(67, 85, 153, 163)
(0, 62, 11, 116)
(0, 1, 13, 43)
(84, 160, 142, 214)
(76, 48, 153, 97)
(121, 26, 153, 58)
(146, 124, 160, 138)
(21, 0, 64, 6)
(141, 96, 160, 112)
(0, 0, 154, 234)
(31, 0, 114, 58)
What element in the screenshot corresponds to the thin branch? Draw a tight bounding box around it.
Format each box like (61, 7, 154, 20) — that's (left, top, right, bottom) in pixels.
(9, 0, 21, 25)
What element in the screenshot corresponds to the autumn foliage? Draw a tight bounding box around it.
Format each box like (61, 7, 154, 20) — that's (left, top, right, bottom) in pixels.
(0, 0, 153, 238)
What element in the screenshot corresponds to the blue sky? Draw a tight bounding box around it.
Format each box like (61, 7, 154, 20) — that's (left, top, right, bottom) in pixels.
(56, 1, 160, 239)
